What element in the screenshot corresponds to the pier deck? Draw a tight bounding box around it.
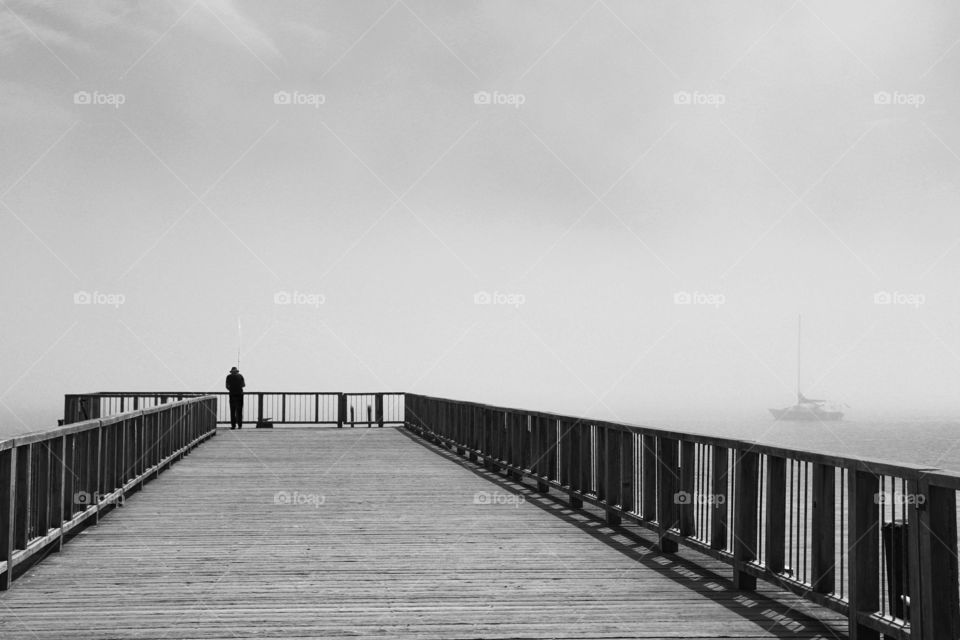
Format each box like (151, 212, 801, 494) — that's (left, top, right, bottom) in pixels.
(0, 427, 846, 639)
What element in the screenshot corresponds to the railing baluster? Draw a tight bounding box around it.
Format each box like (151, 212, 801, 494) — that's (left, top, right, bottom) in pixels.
(848, 469, 880, 640)
(711, 446, 728, 550)
(765, 455, 787, 574)
(14, 444, 31, 549)
(679, 440, 695, 537)
(621, 431, 635, 515)
(641, 435, 657, 523)
(811, 463, 836, 594)
(656, 437, 678, 553)
(914, 477, 960, 639)
(733, 448, 759, 590)
(605, 426, 621, 526)
(1, 447, 15, 590)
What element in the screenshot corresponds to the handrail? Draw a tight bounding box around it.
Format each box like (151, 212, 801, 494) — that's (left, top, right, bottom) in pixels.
(64, 392, 405, 428)
(1, 395, 218, 590)
(403, 392, 960, 640)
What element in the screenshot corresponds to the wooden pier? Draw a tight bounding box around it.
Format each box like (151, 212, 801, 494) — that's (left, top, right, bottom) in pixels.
(0, 426, 848, 639)
(4, 391, 960, 638)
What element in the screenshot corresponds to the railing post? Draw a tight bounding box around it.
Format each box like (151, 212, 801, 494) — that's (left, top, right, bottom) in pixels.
(61, 435, 74, 549)
(36, 442, 50, 538)
(53, 437, 66, 551)
(337, 393, 345, 428)
(711, 446, 728, 550)
(510, 413, 524, 480)
(656, 436, 678, 552)
(1, 447, 15, 590)
(641, 434, 657, 522)
(811, 463, 836, 594)
(535, 417, 550, 494)
(567, 422, 583, 509)
(14, 444, 31, 549)
(605, 426, 621, 526)
(468, 406, 479, 462)
(547, 418, 558, 486)
(848, 469, 880, 640)
(765, 456, 787, 574)
(732, 448, 759, 590)
(258, 393, 264, 425)
(620, 431, 635, 515)
(376, 393, 384, 428)
(94, 425, 103, 524)
(579, 423, 592, 505)
(913, 478, 960, 639)
(678, 441, 695, 537)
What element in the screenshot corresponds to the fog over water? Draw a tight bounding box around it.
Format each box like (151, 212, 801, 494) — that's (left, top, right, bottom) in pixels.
(2, 2, 960, 471)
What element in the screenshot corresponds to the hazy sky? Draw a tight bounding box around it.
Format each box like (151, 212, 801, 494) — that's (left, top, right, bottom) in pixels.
(2, 0, 960, 432)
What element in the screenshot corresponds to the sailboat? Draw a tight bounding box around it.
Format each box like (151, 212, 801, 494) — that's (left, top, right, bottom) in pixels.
(769, 316, 844, 421)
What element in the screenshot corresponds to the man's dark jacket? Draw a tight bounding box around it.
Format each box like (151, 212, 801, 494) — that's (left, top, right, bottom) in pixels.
(226, 373, 245, 396)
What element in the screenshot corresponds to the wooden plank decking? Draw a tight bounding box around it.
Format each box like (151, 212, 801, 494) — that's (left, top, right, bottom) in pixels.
(0, 427, 847, 639)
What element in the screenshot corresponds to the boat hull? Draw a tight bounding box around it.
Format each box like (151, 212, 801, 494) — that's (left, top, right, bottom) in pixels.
(769, 406, 843, 421)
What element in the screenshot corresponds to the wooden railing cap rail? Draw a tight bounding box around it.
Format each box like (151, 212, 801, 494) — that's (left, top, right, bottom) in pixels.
(405, 392, 960, 486)
(2, 395, 217, 449)
(93, 390, 400, 395)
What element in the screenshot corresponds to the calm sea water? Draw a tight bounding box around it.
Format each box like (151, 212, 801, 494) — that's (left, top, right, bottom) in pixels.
(643, 415, 960, 473)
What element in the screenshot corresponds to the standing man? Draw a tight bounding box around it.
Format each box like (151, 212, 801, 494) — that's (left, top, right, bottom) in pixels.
(226, 366, 245, 429)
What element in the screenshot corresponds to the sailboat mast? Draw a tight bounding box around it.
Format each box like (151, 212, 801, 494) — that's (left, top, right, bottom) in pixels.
(797, 314, 801, 403)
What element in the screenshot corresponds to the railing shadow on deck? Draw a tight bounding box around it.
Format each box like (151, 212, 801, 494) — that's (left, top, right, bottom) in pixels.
(398, 426, 848, 640)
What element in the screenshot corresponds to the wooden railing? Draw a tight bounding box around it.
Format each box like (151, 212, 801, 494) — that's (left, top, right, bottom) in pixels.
(64, 392, 405, 428)
(403, 393, 960, 640)
(1, 395, 218, 590)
